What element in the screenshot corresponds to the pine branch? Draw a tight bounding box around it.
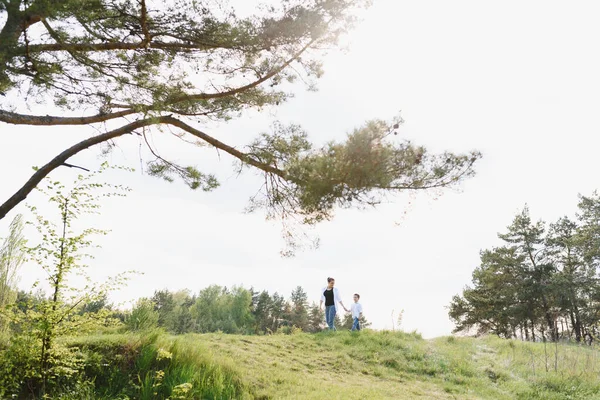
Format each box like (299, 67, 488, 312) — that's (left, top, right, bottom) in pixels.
(0, 109, 136, 125)
(167, 38, 318, 105)
(162, 116, 287, 180)
(0, 117, 167, 220)
(0, 116, 289, 220)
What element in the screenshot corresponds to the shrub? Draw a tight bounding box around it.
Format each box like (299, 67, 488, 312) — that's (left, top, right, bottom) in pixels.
(127, 299, 159, 331)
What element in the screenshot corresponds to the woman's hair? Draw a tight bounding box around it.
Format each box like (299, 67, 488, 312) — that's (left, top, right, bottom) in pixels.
(327, 277, 335, 283)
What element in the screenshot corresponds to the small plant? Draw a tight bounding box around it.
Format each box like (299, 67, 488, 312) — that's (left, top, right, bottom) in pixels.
(0, 164, 133, 398)
(391, 308, 404, 331)
(171, 382, 193, 399)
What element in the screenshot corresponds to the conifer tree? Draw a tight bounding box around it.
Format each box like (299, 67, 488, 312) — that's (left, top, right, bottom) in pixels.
(0, 0, 480, 251)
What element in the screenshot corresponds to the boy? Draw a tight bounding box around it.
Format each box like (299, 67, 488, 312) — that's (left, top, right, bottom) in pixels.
(350, 293, 363, 331)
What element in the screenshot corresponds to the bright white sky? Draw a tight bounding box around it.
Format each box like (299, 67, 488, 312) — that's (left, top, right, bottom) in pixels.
(2, 0, 600, 338)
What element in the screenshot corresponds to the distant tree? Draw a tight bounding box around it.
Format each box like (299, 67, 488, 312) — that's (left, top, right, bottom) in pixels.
(573, 193, 600, 341)
(169, 290, 195, 334)
(306, 303, 323, 333)
(189, 285, 254, 334)
(15, 288, 47, 312)
(449, 247, 526, 338)
(340, 311, 371, 331)
(79, 293, 111, 315)
(577, 192, 600, 263)
(289, 286, 309, 331)
(253, 290, 274, 334)
(151, 289, 176, 328)
(333, 313, 342, 330)
(340, 312, 353, 330)
(270, 292, 287, 332)
(230, 286, 255, 334)
(545, 217, 589, 342)
(498, 206, 556, 340)
(191, 285, 224, 333)
(249, 287, 260, 309)
(127, 298, 159, 331)
(450, 198, 600, 343)
(451, 207, 557, 340)
(0, 214, 25, 332)
(281, 302, 293, 330)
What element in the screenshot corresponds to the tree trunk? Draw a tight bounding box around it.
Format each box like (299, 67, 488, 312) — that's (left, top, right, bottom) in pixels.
(519, 324, 523, 340)
(570, 309, 582, 343)
(39, 198, 69, 395)
(544, 311, 556, 342)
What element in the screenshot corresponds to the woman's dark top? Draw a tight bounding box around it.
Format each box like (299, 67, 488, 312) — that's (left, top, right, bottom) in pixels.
(324, 288, 334, 306)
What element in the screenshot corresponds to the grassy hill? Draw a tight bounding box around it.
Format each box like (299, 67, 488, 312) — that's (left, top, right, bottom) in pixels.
(66, 330, 600, 399)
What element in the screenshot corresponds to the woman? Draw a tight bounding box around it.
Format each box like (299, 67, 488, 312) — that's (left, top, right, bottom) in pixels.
(319, 277, 348, 330)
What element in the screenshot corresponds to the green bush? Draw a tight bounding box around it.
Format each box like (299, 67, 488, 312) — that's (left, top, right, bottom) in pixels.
(62, 332, 248, 399)
(0, 333, 90, 399)
(127, 299, 159, 331)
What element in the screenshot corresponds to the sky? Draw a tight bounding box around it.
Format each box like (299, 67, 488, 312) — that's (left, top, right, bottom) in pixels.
(2, 0, 600, 338)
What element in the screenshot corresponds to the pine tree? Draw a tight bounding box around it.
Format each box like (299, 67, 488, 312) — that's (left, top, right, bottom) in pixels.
(151, 289, 176, 329)
(270, 292, 287, 332)
(253, 290, 274, 334)
(340, 311, 370, 331)
(289, 286, 309, 331)
(449, 247, 526, 337)
(0, 0, 480, 254)
(450, 200, 600, 342)
(500, 206, 556, 340)
(307, 302, 324, 333)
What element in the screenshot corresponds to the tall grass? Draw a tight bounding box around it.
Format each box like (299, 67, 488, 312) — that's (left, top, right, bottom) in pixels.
(64, 330, 249, 399)
(38, 329, 600, 399)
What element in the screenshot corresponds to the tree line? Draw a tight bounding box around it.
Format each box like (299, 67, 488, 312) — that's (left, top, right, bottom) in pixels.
(75, 285, 369, 335)
(449, 193, 600, 343)
(12, 285, 370, 335)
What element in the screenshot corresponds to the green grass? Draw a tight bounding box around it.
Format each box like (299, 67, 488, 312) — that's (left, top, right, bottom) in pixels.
(63, 331, 248, 399)
(58, 330, 600, 399)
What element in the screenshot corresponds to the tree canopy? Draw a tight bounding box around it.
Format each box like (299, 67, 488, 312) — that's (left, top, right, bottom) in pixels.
(449, 194, 600, 343)
(0, 0, 480, 246)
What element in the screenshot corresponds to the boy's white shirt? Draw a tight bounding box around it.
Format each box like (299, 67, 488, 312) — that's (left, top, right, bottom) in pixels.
(351, 302, 363, 319)
(320, 287, 342, 313)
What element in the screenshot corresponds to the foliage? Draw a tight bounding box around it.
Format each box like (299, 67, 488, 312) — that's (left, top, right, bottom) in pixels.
(189, 285, 254, 334)
(127, 298, 159, 331)
(450, 193, 600, 343)
(64, 332, 247, 399)
(340, 311, 371, 331)
(306, 301, 325, 333)
(289, 285, 309, 330)
(0, 165, 131, 398)
(124, 284, 367, 336)
(0, 213, 26, 333)
(0, 0, 480, 256)
(245, 120, 481, 227)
